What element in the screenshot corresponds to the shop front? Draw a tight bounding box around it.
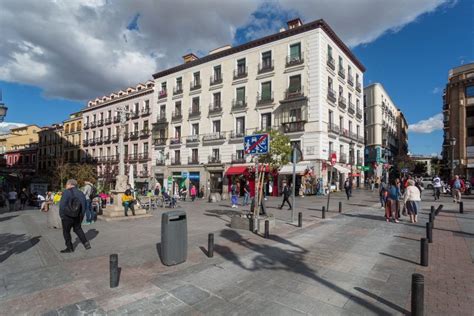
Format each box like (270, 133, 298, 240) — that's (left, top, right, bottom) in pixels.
(279, 162, 313, 195)
(225, 165, 278, 198)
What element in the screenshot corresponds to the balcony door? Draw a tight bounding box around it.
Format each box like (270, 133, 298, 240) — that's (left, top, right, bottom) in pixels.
(289, 75, 301, 93)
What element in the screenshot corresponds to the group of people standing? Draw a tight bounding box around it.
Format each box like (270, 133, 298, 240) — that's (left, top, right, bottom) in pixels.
(379, 176, 422, 224)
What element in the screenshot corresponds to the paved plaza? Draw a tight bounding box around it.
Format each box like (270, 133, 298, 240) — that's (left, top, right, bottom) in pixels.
(0, 189, 473, 315)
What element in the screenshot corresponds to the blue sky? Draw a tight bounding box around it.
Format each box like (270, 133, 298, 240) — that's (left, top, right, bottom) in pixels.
(0, 0, 471, 155)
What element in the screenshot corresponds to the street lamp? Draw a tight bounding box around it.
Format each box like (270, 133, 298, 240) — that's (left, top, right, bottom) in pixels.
(349, 141, 354, 179)
(0, 89, 8, 122)
(449, 137, 456, 179)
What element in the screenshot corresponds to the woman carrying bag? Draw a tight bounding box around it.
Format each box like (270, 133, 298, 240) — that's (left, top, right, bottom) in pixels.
(403, 179, 421, 223)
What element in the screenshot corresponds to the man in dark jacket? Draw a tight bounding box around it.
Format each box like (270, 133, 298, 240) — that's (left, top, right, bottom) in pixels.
(278, 182, 292, 210)
(59, 179, 91, 253)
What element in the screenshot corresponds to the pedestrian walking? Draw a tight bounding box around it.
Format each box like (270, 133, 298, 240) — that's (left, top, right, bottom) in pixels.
(379, 182, 387, 208)
(230, 182, 238, 208)
(8, 189, 17, 212)
(81, 181, 96, 225)
(370, 177, 375, 191)
(243, 180, 250, 206)
(122, 189, 136, 216)
(385, 180, 401, 223)
(344, 178, 352, 200)
(19, 188, 29, 210)
(190, 184, 197, 202)
(403, 179, 421, 223)
(432, 175, 442, 200)
(59, 179, 91, 253)
(452, 175, 464, 203)
(279, 182, 292, 210)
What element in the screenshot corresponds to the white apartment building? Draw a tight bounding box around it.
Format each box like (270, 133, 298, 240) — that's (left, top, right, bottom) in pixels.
(151, 18, 365, 195)
(364, 83, 401, 178)
(82, 81, 154, 189)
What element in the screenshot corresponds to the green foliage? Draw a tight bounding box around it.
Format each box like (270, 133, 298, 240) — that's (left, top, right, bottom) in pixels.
(51, 163, 97, 190)
(413, 162, 428, 175)
(253, 129, 291, 168)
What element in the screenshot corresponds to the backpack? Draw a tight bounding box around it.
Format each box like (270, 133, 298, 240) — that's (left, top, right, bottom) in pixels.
(90, 185, 98, 199)
(453, 180, 461, 189)
(64, 189, 82, 218)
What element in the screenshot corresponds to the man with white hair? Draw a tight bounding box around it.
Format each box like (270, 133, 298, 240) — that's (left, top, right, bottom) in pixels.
(59, 179, 91, 253)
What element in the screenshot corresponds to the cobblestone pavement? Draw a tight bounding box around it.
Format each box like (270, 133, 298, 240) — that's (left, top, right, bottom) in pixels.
(0, 189, 472, 315)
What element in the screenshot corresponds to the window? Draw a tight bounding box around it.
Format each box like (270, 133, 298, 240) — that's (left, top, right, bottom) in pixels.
(175, 126, 181, 138)
(193, 72, 200, 85)
(143, 120, 149, 130)
(328, 110, 333, 125)
(134, 103, 139, 113)
(93, 114, 96, 122)
(100, 112, 104, 120)
(212, 148, 220, 160)
(328, 77, 333, 90)
(161, 82, 167, 92)
(289, 108, 302, 122)
(144, 142, 149, 154)
(329, 142, 333, 153)
(108, 110, 112, 118)
(192, 97, 200, 112)
(175, 101, 181, 114)
(348, 65, 352, 77)
(99, 129, 103, 138)
(348, 93, 352, 104)
(356, 125, 360, 137)
(213, 65, 221, 81)
(192, 123, 199, 136)
(338, 56, 343, 70)
(327, 45, 333, 59)
(339, 116, 344, 129)
(145, 100, 149, 109)
(213, 92, 221, 107)
(261, 81, 272, 100)
(339, 85, 343, 96)
(261, 113, 272, 130)
(289, 75, 301, 92)
(467, 86, 474, 97)
(192, 148, 198, 161)
(349, 121, 352, 133)
(236, 87, 246, 103)
(290, 140, 301, 149)
(468, 128, 474, 137)
(176, 77, 182, 90)
(134, 122, 139, 132)
(236, 149, 244, 160)
(289, 43, 301, 60)
(356, 74, 360, 84)
(237, 58, 246, 74)
(159, 105, 166, 118)
(236, 117, 245, 135)
(175, 150, 180, 162)
(213, 120, 221, 133)
(262, 51, 272, 68)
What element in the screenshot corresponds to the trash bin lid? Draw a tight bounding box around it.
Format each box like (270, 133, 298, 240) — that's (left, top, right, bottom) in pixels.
(162, 210, 186, 221)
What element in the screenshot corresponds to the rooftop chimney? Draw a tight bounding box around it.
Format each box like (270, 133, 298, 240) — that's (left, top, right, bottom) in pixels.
(287, 18, 303, 29)
(183, 53, 198, 64)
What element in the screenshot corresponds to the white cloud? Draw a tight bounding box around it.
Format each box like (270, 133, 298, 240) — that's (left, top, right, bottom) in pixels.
(0, 122, 27, 134)
(409, 113, 443, 133)
(432, 87, 441, 94)
(0, 0, 455, 101)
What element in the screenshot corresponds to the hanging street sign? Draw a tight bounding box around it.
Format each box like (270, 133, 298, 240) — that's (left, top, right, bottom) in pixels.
(244, 133, 270, 155)
(330, 152, 337, 166)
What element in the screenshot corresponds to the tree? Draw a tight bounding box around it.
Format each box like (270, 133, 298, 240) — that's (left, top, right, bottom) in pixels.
(253, 129, 292, 168)
(431, 157, 442, 176)
(413, 162, 428, 175)
(71, 164, 97, 187)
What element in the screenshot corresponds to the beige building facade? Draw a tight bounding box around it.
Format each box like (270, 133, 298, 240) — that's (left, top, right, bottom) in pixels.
(0, 125, 41, 153)
(37, 124, 64, 172)
(63, 112, 83, 163)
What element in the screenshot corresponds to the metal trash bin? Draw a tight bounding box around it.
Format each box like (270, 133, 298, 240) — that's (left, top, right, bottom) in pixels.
(161, 210, 187, 266)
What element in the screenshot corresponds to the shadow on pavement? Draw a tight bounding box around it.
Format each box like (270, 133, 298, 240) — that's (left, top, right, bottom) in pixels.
(73, 229, 99, 248)
(0, 215, 18, 223)
(0, 233, 41, 263)
(354, 287, 409, 315)
(215, 229, 395, 315)
(379, 252, 419, 265)
(394, 235, 419, 242)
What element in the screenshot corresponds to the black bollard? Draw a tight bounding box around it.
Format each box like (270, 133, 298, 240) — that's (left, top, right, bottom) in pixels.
(411, 273, 425, 316)
(322, 206, 326, 219)
(338, 201, 342, 213)
(460, 201, 464, 214)
(264, 220, 270, 238)
(430, 205, 435, 216)
(208, 233, 214, 258)
(420, 238, 429, 267)
(298, 212, 302, 228)
(426, 222, 433, 243)
(429, 213, 434, 229)
(110, 254, 119, 288)
(435, 205, 443, 216)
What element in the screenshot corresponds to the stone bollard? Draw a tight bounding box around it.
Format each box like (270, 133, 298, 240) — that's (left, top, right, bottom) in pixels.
(338, 201, 342, 213)
(322, 206, 326, 219)
(426, 222, 433, 243)
(460, 201, 464, 214)
(411, 273, 425, 316)
(264, 220, 270, 239)
(420, 238, 429, 267)
(110, 254, 119, 288)
(208, 233, 214, 258)
(298, 212, 302, 228)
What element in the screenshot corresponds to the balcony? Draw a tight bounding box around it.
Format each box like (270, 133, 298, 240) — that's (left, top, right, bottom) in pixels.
(153, 138, 167, 147)
(130, 111, 140, 119)
(129, 131, 139, 139)
(339, 153, 347, 163)
(230, 131, 245, 139)
(158, 90, 167, 99)
(83, 139, 89, 146)
(113, 116, 121, 123)
(338, 67, 346, 79)
(357, 157, 363, 165)
(327, 88, 337, 103)
(257, 92, 274, 106)
(188, 157, 200, 165)
(97, 120, 104, 127)
(202, 132, 226, 142)
(209, 102, 222, 114)
(140, 129, 150, 137)
(286, 53, 304, 67)
(210, 75, 223, 86)
(190, 80, 201, 91)
(127, 153, 139, 162)
(111, 134, 119, 142)
(83, 122, 90, 129)
(348, 101, 355, 114)
(171, 157, 181, 165)
(96, 137, 104, 144)
(356, 82, 361, 92)
(141, 107, 151, 116)
(188, 106, 201, 118)
(284, 86, 304, 100)
(138, 153, 150, 161)
(90, 121, 97, 128)
(233, 67, 248, 80)
(328, 123, 340, 134)
(139, 171, 149, 178)
(103, 136, 111, 143)
(156, 158, 165, 166)
(172, 111, 182, 121)
(348, 75, 354, 86)
(186, 135, 200, 144)
(208, 155, 221, 164)
(258, 60, 274, 74)
(282, 121, 305, 133)
(358, 135, 364, 144)
(340, 128, 350, 138)
(231, 154, 246, 164)
(155, 113, 167, 124)
(231, 98, 247, 111)
(327, 57, 335, 70)
(173, 85, 183, 95)
(338, 96, 347, 109)
(104, 118, 112, 125)
(356, 107, 363, 119)
(350, 131, 358, 140)
(170, 137, 181, 145)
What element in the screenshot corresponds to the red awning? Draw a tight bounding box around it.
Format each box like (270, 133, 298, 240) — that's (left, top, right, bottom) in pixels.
(225, 166, 248, 175)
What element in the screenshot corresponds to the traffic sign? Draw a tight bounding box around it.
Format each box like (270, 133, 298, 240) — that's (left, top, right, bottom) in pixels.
(244, 133, 269, 155)
(330, 152, 337, 166)
(401, 168, 409, 173)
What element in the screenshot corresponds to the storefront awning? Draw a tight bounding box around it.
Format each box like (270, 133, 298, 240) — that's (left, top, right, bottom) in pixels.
(225, 166, 248, 175)
(279, 163, 310, 175)
(333, 164, 351, 174)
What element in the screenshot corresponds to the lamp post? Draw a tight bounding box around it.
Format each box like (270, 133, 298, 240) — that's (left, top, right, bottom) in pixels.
(114, 106, 132, 192)
(0, 89, 9, 122)
(349, 141, 354, 183)
(449, 137, 456, 179)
